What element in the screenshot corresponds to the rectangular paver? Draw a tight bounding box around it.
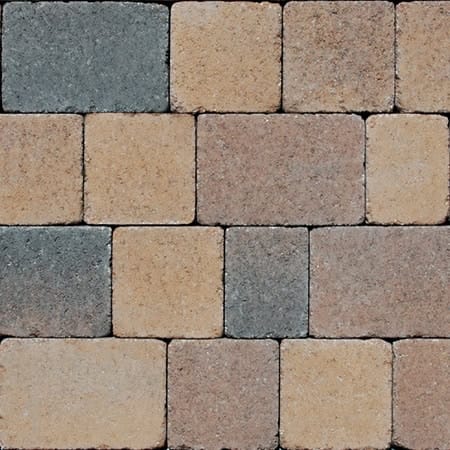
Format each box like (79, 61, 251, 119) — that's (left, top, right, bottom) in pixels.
(0, 114, 82, 224)
(225, 227, 308, 338)
(281, 339, 392, 449)
(85, 114, 195, 224)
(366, 114, 449, 224)
(170, 1, 281, 112)
(2, 2, 169, 112)
(283, 1, 394, 112)
(113, 227, 223, 338)
(393, 340, 450, 450)
(0, 227, 111, 337)
(310, 226, 450, 337)
(197, 114, 364, 225)
(0, 338, 166, 449)
(168, 339, 279, 450)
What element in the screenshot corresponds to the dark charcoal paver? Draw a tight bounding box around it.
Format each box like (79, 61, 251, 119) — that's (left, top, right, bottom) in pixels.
(2, 2, 169, 112)
(225, 227, 308, 338)
(0, 227, 111, 337)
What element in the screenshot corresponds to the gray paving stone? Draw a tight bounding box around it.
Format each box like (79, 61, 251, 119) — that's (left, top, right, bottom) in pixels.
(225, 227, 308, 338)
(2, 2, 169, 112)
(0, 227, 111, 337)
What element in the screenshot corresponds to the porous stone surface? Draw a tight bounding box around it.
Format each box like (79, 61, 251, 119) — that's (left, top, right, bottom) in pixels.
(366, 114, 449, 224)
(370, 115, 450, 222)
(393, 340, 450, 449)
(225, 227, 308, 338)
(85, 114, 195, 224)
(281, 339, 392, 449)
(0, 338, 166, 449)
(197, 114, 364, 225)
(113, 227, 223, 338)
(2, 2, 169, 112)
(396, 2, 450, 112)
(0, 227, 111, 337)
(310, 226, 450, 337)
(283, 1, 394, 112)
(0, 114, 82, 224)
(168, 339, 279, 450)
(170, 2, 281, 112)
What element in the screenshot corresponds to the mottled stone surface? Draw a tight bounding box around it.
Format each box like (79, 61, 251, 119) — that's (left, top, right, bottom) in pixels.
(396, 2, 450, 112)
(225, 227, 308, 338)
(113, 227, 223, 338)
(0, 227, 111, 337)
(281, 339, 392, 449)
(0, 114, 82, 224)
(0, 338, 166, 449)
(2, 2, 169, 112)
(85, 114, 195, 224)
(168, 339, 279, 450)
(170, 1, 281, 112)
(310, 226, 450, 337)
(393, 339, 450, 449)
(197, 114, 364, 225)
(366, 114, 449, 224)
(283, 1, 394, 112)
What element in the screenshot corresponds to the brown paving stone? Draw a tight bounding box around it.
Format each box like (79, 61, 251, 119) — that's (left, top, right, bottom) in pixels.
(393, 339, 450, 450)
(170, 1, 281, 112)
(197, 114, 364, 225)
(113, 226, 223, 338)
(366, 114, 449, 224)
(283, 1, 394, 112)
(396, 1, 450, 112)
(84, 113, 195, 224)
(281, 339, 392, 450)
(0, 114, 82, 224)
(168, 339, 279, 450)
(0, 338, 166, 449)
(310, 226, 450, 337)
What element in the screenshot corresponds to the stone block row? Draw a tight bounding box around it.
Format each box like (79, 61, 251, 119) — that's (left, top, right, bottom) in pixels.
(1, 226, 448, 338)
(0, 114, 448, 226)
(1, 338, 448, 449)
(1, 1, 448, 113)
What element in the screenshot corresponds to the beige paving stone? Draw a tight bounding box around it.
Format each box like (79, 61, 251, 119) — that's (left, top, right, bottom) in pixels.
(281, 339, 392, 450)
(84, 113, 195, 224)
(366, 114, 449, 224)
(396, 1, 450, 112)
(0, 114, 82, 224)
(0, 338, 166, 449)
(310, 226, 450, 337)
(113, 227, 223, 338)
(197, 114, 364, 225)
(393, 340, 450, 449)
(168, 339, 279, 450)
(283, 1, 394, 112)
(170, 1, 281, 112)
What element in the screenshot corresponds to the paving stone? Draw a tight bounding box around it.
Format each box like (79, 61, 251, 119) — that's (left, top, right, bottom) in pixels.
(396, 2, 450, 112)
(225, 227, 308, 338)
(366, 114, 449, 224)
(393, 339, 450, 449)
(197, 114, 364, 225)
(168, 339, 279, 450)
(2, 2, 169, 112)
(283, 1, 394, 112)
(85, 114, 195, 224)
(310, 226, 450, 337)
(0, 114, 82, 224)
(170, 1, 281, 112)
(113, 227, 223, 338)
(281, 339, 392, 449)
(0, 227, 111, 337)
(0, 338, 166, 449)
